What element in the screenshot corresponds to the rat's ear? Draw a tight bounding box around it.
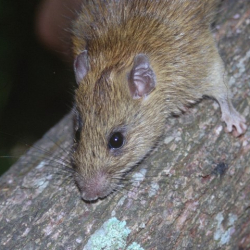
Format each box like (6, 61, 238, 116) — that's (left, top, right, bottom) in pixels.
(74, 50, 89, 85)
(128, 54, 156, 99)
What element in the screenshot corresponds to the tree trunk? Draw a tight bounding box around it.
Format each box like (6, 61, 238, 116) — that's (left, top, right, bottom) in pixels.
(1, 0, 250, 249)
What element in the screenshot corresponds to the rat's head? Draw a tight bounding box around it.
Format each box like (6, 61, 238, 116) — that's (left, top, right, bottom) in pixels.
(72, 50, 165, 201)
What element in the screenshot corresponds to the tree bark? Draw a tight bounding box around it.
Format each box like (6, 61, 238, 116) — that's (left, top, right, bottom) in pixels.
(1, 0, 250, 249)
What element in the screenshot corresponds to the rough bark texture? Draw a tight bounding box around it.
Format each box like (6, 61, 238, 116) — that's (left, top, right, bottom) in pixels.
(1, 1, 250, 249)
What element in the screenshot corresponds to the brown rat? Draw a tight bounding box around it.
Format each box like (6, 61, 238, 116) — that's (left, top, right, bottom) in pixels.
(71, 0, 247, 201)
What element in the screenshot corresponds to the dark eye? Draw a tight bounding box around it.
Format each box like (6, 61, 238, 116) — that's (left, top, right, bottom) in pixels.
(108, 132, 124, 149)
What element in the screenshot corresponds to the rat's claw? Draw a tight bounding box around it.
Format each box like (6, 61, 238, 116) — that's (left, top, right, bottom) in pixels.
(223, 110, 247, 137)
(218, 97, 247, 137)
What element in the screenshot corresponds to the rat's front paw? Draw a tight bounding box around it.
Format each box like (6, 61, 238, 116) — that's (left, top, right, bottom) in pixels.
(218, 97, 247, 137)
(222, 110, 247, 137)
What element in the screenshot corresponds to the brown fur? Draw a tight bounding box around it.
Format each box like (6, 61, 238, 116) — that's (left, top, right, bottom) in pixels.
(71, 0, 246, 201)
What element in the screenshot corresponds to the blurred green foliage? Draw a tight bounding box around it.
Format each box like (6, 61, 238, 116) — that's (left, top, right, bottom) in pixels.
(0, 0, 74, 175)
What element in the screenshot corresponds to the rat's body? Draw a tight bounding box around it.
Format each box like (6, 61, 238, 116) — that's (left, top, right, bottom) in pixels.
(71, 0, 247, 201)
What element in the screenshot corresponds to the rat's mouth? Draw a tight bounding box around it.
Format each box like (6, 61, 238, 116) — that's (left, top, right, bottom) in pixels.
(80, 190, 110, 202)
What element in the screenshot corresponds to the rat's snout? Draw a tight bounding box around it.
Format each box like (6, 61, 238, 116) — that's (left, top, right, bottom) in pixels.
(74, 170, 112, 201)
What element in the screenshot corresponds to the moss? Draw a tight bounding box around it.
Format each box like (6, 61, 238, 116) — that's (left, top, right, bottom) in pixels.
(84, 217, 144, 250)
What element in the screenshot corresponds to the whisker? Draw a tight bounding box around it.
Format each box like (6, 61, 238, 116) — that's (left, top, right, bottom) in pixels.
(0, 131, 74, 165)
(1, 152, 76, 178)
(44, 135, 72, 157)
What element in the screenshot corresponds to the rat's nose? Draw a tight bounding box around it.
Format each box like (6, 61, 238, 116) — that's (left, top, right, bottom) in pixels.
(75, 170, 112, 201)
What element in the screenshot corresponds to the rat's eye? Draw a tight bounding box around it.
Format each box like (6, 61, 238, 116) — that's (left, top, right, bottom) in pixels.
(108, 132, 124, 149)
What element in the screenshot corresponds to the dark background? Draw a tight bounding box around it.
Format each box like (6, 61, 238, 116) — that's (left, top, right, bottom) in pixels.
(0, 0, 75, 175)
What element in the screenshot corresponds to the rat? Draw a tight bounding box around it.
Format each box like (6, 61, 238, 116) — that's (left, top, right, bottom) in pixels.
(70, 0, 247, 201)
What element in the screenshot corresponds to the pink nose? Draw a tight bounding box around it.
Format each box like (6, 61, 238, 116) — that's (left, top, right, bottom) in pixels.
(79, 171, 111, 201)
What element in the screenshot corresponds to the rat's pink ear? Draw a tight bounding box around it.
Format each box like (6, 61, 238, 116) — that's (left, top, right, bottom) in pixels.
(128, 54, 156, 99)
(74, 50, 89, 85)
